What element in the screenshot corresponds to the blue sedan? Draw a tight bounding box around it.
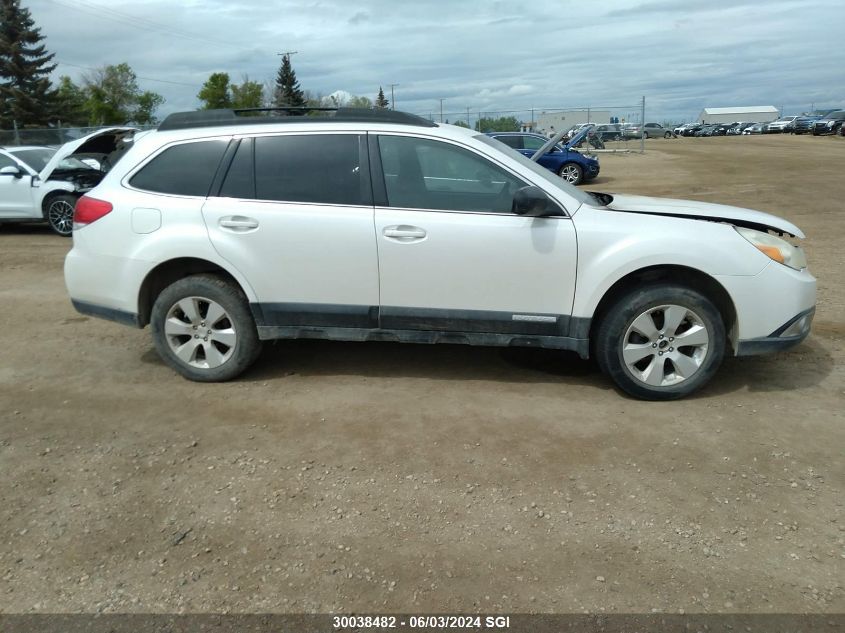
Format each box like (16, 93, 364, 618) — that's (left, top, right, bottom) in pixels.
(486, 130, 600, 185)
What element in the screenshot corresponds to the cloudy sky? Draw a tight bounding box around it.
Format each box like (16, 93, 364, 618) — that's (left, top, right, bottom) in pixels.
(26, 0, 845, 123)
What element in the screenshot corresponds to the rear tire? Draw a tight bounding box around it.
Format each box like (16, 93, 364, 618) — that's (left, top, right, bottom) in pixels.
(643, 131, 649, 139)
(151, 275, 262, 382)
(44, 193, 77, 237)
(593, 284, 726, 400)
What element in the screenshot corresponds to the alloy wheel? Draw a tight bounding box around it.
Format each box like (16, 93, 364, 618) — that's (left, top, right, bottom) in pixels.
(559, 165, 581, 183)
(621, 304, 710, 387)
(164, 296, 237, 369)
(48, 199, 75, 235)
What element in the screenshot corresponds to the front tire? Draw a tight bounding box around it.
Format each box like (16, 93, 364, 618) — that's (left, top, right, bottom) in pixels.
(594, 284, 726, 400)
(151, 275, 262, 382)
(44, 194, 77, 237)
(664, 131, 672, 138)
(558, 162, 583, 185)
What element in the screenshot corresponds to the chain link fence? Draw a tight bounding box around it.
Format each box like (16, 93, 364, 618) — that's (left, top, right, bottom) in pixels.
(0, 124, 156, 147)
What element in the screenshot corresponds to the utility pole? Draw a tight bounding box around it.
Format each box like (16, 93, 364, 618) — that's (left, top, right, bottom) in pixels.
(277, 51, 298, 60)
(466, 106, 471, 129)
(389, 83, 399, 110)
(439, 99, 444, 123)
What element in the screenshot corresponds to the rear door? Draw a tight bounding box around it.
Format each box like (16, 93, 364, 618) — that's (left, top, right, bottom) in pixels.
(202, 132, 380, 329)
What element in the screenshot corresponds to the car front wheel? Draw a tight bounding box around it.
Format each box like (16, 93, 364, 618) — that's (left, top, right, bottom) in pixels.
(594, 284, 726, 400)
(664, 131, 672, 138)
(151, 275, 262, 382)
(44, 194, 77, 236)
(558, 162, 583, 185)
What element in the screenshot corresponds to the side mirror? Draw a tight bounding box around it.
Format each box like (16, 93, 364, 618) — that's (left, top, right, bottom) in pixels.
(512, 185, 559, 217)
(0, 165, 22, 179)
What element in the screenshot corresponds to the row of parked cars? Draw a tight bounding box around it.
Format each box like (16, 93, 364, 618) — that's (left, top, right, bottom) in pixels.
(564, 122, 674, 141)
(673, 110, 845, 138)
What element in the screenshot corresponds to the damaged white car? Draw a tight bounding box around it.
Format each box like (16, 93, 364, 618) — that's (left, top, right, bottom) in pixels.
(0, 127, 136, 236)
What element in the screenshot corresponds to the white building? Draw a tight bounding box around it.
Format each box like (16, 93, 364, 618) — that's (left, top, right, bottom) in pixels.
(531, 110, 612, 134)
(698, 106, 779, 124)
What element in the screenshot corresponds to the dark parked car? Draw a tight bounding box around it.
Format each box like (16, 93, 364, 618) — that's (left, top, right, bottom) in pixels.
(695, 125, 720, 137)
(486, 130, 600, 185)
(727, 122, 755, 135)
(680, 124, 703, 137)
(593, 123, 623, 141)
(791, 116, 820, 135)
(812, 110, 845, 135)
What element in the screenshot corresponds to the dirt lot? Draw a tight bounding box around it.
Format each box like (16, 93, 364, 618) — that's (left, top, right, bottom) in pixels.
(1, 134, 843, 615)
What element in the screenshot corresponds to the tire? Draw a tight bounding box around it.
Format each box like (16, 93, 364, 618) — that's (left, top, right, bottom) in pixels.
(593, 284, 726, 400)
(664, 131, 672, 139)
(643, 132, 649, 139)
(151, 274, 262, 382)
(558, 162, 583, 185)
(44, 193, 77, 237)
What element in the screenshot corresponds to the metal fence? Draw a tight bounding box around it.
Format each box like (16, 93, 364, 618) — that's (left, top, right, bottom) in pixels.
(414, 97, 649, 152)
(0, 124, 156, 147)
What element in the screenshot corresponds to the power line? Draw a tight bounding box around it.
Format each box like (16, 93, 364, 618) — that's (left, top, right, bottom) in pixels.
(43, 0, 243, 49)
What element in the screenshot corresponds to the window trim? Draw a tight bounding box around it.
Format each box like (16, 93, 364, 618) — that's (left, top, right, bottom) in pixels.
(372, 132, 569, 218)
(123, 135, 233, 198)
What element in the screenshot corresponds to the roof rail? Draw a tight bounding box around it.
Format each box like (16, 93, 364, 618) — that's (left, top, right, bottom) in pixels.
(158, 107, 438, 131)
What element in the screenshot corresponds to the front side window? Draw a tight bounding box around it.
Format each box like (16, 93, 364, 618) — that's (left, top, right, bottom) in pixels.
(253, 134, 366, 205)
(378, 135, 528, 213)
(0, 152, 17, 169)
(130, 140, 228, 196)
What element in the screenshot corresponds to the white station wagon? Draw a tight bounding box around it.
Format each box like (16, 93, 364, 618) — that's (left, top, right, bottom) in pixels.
(64, 108, 815, 399)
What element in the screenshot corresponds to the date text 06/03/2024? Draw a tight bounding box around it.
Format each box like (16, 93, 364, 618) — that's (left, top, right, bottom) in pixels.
(332, 615, 511, 629)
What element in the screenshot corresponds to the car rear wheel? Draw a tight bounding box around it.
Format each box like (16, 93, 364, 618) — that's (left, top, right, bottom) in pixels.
(643, 131, 649, 139)
(558, 162, 583, 185)
(594, 284, 726, 400)
(44, 194, 76, 237)
(151, 275, 262, 382)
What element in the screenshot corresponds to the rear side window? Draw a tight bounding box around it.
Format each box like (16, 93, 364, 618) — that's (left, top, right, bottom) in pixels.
(219, 139, 255, 199)
(253, 134, 366, 205)
(130, 140, 228, 196)
(495, 136, 522, 150)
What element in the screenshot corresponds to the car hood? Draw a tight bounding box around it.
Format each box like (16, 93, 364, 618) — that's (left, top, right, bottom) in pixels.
(39, 127, 137, 181)
(563, 126, 590, 149)
(603, 193, 804, 238)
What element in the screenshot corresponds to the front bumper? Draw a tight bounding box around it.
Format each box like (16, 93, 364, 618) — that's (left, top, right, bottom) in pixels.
(736, 308, 814, 356)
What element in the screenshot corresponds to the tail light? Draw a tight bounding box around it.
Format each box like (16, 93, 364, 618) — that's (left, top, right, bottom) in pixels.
(73, 196, 113, 228)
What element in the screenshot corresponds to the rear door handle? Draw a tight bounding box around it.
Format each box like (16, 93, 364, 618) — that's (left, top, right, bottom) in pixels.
(219, 216, 259, 231)
(383, 225, 427, 240)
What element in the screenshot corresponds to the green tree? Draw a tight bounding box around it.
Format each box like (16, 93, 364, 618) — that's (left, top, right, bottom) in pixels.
(83, 63, 163, 125)
(0, 0, 57, 128)
(375, 86, 389, 109)
(197, 72, 232, 109)
(134, 90, 164, 125)
(231, 77, 263, 109)
(475, 115, 520, 132)
(453, 120, 469, 128)
(273, 53, 304, 108)
(54, 75, 87, 126)
(347, 95, 372, 108)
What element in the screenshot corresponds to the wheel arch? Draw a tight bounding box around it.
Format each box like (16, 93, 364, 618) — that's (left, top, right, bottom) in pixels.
(137, 257, 250, 328)
(40, 188, 79, 217)
(588, 264, 738, 353)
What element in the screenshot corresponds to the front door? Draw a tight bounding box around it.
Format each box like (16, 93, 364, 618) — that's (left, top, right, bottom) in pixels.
(202, 133, 379, 329)
(0, 152, 36, 217)
(372, 134, 577, 337)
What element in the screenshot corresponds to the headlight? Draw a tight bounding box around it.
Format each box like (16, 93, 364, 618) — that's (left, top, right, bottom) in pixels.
(736, 227, 807, 270)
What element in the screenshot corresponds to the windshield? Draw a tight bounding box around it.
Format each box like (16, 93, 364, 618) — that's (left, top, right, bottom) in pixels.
(8, 148, 55, 172)
(475, 134, 593, 207)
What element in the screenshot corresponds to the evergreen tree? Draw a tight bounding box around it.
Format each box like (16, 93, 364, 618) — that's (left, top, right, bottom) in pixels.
(273, 54, 304, 108)
(375, 86, 389, 109)
(0, 0, 57, 128)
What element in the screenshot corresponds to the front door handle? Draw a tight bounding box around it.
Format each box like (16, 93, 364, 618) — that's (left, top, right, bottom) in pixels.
(219, 216, 259, 231)
(383, 225, 427, 241)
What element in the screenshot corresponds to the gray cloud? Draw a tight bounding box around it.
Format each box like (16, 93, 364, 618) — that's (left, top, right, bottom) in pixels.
(27, 0, 844, 123)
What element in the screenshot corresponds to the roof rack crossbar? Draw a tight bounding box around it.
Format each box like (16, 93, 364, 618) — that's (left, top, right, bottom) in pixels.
(158, 107, 437, 131)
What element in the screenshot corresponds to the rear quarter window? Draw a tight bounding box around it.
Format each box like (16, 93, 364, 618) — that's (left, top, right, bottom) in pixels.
(129, 139, 229, 196)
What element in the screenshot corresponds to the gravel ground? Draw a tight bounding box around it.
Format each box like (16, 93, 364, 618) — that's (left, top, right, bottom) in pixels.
(1, 134, 843, 614)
